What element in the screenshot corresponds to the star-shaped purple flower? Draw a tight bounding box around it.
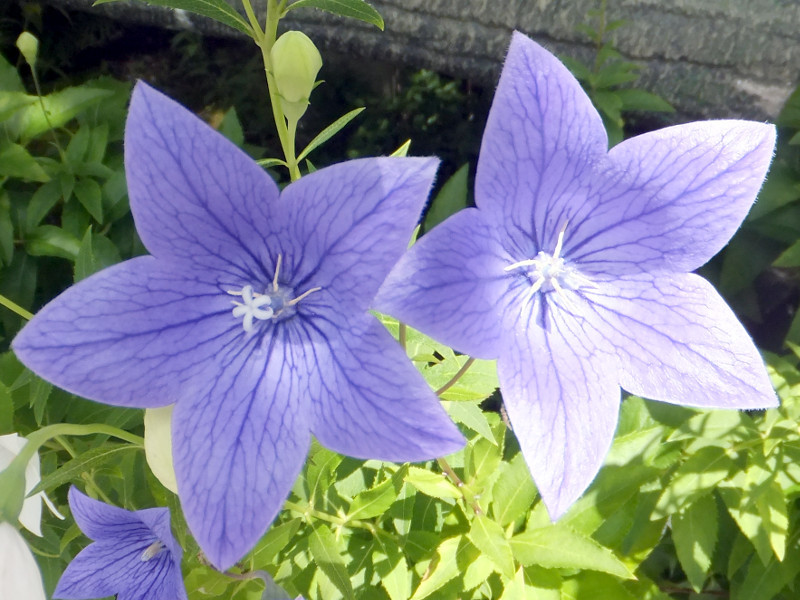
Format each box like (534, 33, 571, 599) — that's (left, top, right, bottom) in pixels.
(13, 82, 463, 568)
(54, 487, 186, 600)
(374, 32, 778, 519)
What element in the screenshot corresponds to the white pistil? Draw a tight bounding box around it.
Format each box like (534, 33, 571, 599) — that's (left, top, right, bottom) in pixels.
(140, 541, 165, 562)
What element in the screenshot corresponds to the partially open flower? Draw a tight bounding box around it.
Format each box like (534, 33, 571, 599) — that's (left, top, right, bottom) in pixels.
(0, 521, 46, 600)
(270, 30, 322, 122)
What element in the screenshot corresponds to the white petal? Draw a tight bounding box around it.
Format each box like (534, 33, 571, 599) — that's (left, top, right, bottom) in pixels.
(144, 405, 179, 494)
(0, 522, 46, 600)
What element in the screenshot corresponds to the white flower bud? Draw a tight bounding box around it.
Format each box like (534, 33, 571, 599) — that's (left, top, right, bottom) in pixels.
(0, 522, 46, 600)
(270, 31, 323, 122)
(144, 405, 179, 494)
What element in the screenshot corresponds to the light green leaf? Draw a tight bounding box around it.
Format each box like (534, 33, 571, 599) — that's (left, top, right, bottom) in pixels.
(297, 107, 365, 162)
(219, 106, 244, 147)
(669, 409, 758, 451)
(615, 88, 674, 113)
(347, 467, 404, 521)
(93, 0, 251, 34)
(469, 514, 515, 578)
(0, 91, 36, 122)
(671, 493, 718, 591)
(405, 466, 461, 500)
(732, 529, 800, 600)
(73, 177, 104, 223)
(466, 437, 501, 487)
(285, 0, 384, 30)
(0, 142, 49, 182)
(410, 535, 463, 599)
(390, 139, 411, 157)
(373, 540, 410, 600)
(308, 524, 354, 600)
(755, 480, 788, 561)
(251, 518, 302, 563)
(445, 401, 496, 445)
(74, 229, 122, 282)
(510, 524, 634, 579)
(653, 446, 734, 517)
(492, 453, 537, 527)
(32, 444, 139, 494)
(25, 225, 81, 261)
(422, 163, 469, 231)
(256, 157, 288, 168)
(12, 87, 113, 142)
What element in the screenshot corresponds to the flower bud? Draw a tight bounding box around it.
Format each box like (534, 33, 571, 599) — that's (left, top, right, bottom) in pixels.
(16, 32, 38, 69)
(144, 405, 179, 494)
(270, 31, 322, 122)
(0, 522, 46, 600)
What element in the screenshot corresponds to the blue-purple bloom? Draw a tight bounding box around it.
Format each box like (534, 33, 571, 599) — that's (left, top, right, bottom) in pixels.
(13, 82, 463, 568)
(54, 487, 186, 600)
(374, 32, 778, 519)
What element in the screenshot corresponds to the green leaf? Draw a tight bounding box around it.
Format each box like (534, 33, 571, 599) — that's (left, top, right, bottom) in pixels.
(32, 444, 139, 494)
(0, 55, 25, 92)
(466, 436, 501, 487)
(73, 177, 104, 223)
(93, 0, 252, 35)
(26, 181, 62, 231)
(0, 91, 36, 122)
(410, 535, 463, 599)
(732, 529, 800, 600)
(285, 0, 384, 30)
(510, 524, 634, 579)
(219, 106, 244, 147)
(25, 225, 81, 260)
(653, 446, 735, 517)
(669, 409, 758, 451)
(561, 571, 639, 600)
(671, 493, 718, 591)
(405, 466, 461, 500)
(755, 480, 788, 561)
(12, 87, 114, 142)
(0, 382, 13, 434)
(74, 228, 122, 282)
(615, 89, 674, 113)
(390, 139, 411, 157)
(773, 239, 800, 267)
(308, 524, 354, 600)
(256, 157, 288, 169)
(469, 514, 515, 578)
(445, 401, 496, 445)
(492, 453, 537, 527)
(0, 142, 49, 182)
(422, 163, 469, 231)
(251, 518, 301, 563)
(297, 107, 365, 162)
(0, 194, 14, 266)
(373, 540, 411, 600)
(347, 467, 404, 520)
(66, 125, 91, 166)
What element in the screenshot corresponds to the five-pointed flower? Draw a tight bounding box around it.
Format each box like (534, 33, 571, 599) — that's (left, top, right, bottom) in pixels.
(12, 82, 464, 569)
(374, 32, 778, 519)
(53, 487, 186, 600)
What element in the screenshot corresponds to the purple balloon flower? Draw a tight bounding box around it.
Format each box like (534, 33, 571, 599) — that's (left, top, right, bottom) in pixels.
(374, 32, 778, 519)
(13, 82, 464, 568)
(54, 487, 186, 600)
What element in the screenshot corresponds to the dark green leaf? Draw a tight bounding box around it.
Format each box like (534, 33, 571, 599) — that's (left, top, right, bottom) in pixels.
(92, 0, 252, 35)
(25, 225, 80, 260)
(423, 163, 469, 232)
(219, 107, 244, 147)
(297, 107, 365, 162)
(0, 194, 14, 266)
(74, 228, 122, 282)
(285, 0, 384, 30)
(0, 143, 49, 182)
(615, 89, 674, 113)
(73, 178, 104, 223)
(0, 382, 13, 433)
(66, 125, 91, 165)
(26, 181, 62, 231)
(12, 87, 114, 142)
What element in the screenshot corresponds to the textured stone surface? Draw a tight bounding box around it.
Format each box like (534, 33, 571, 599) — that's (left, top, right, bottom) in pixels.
(38, 0, 800, 120)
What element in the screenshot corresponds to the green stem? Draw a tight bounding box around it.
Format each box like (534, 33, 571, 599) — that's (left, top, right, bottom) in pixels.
(435, 357, 476, 396)
(55, 435, 114, 504)
(438, 457, 483, 515)
(398, 323, 407, 351)
(0, 294, 33, 320)
(283, 500, 378, 535)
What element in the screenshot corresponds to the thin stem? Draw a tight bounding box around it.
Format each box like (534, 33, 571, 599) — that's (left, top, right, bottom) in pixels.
(435, 357, 476, 396)
(438, 457, 482, 515)
(398, 323, 407, 351)
(283, 500, 378, 535)
(55, 435, 114, 504)
(240, 0, 264, 39)
(0, 293, 33, 320)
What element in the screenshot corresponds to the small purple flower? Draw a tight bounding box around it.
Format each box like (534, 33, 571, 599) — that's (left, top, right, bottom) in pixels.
(54, 487, 186, 600)
(374, 32, 778, 519)
(13, 82, 463, 568)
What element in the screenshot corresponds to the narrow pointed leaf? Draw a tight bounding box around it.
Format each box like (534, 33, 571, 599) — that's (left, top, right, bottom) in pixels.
(297, 107, 365, 162)
(285, 0, 384, 30)
(92, 0, 251, 35)
(308, 525, 355, 600)
(468, 514, 515, 578)
(671, 493, 718, 592)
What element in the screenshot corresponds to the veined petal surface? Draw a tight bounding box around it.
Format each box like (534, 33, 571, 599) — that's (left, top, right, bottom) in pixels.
(13, 256, 237, 408)
(375, 209, 515, 359)
(475, 32, 607, 254)
(498, 312, 620, 520)
(585, 273, 778, 408)
(126, 82, 281, 278)
(308, 316, 465, 460)
(567, 121, 776, 275)
(171, 321, 312, 571)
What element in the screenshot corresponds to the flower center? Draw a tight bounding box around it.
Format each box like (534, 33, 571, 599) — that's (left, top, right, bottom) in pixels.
(227, 255, 321, 333)
(504, 223, 592, 306)
(140, 541, 165, 562)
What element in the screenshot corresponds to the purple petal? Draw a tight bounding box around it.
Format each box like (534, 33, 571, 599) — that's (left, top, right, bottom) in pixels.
(309, 316, 465, 461)
(67, 487, 152, 542)
(12, 257, 238, 408)
(281, 157, 438, 313)
(171, 328, 312, 571)
(125, 82, 280, 277)
(475, 32, 607, 253)
(584, 273, 778, 408)
(567, 121, 776, 275)
(375, 209, 514, 359)
(497, 313, 620, 520)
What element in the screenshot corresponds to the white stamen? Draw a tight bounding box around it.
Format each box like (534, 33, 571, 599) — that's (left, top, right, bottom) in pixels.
(141, 541, 164, 562)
